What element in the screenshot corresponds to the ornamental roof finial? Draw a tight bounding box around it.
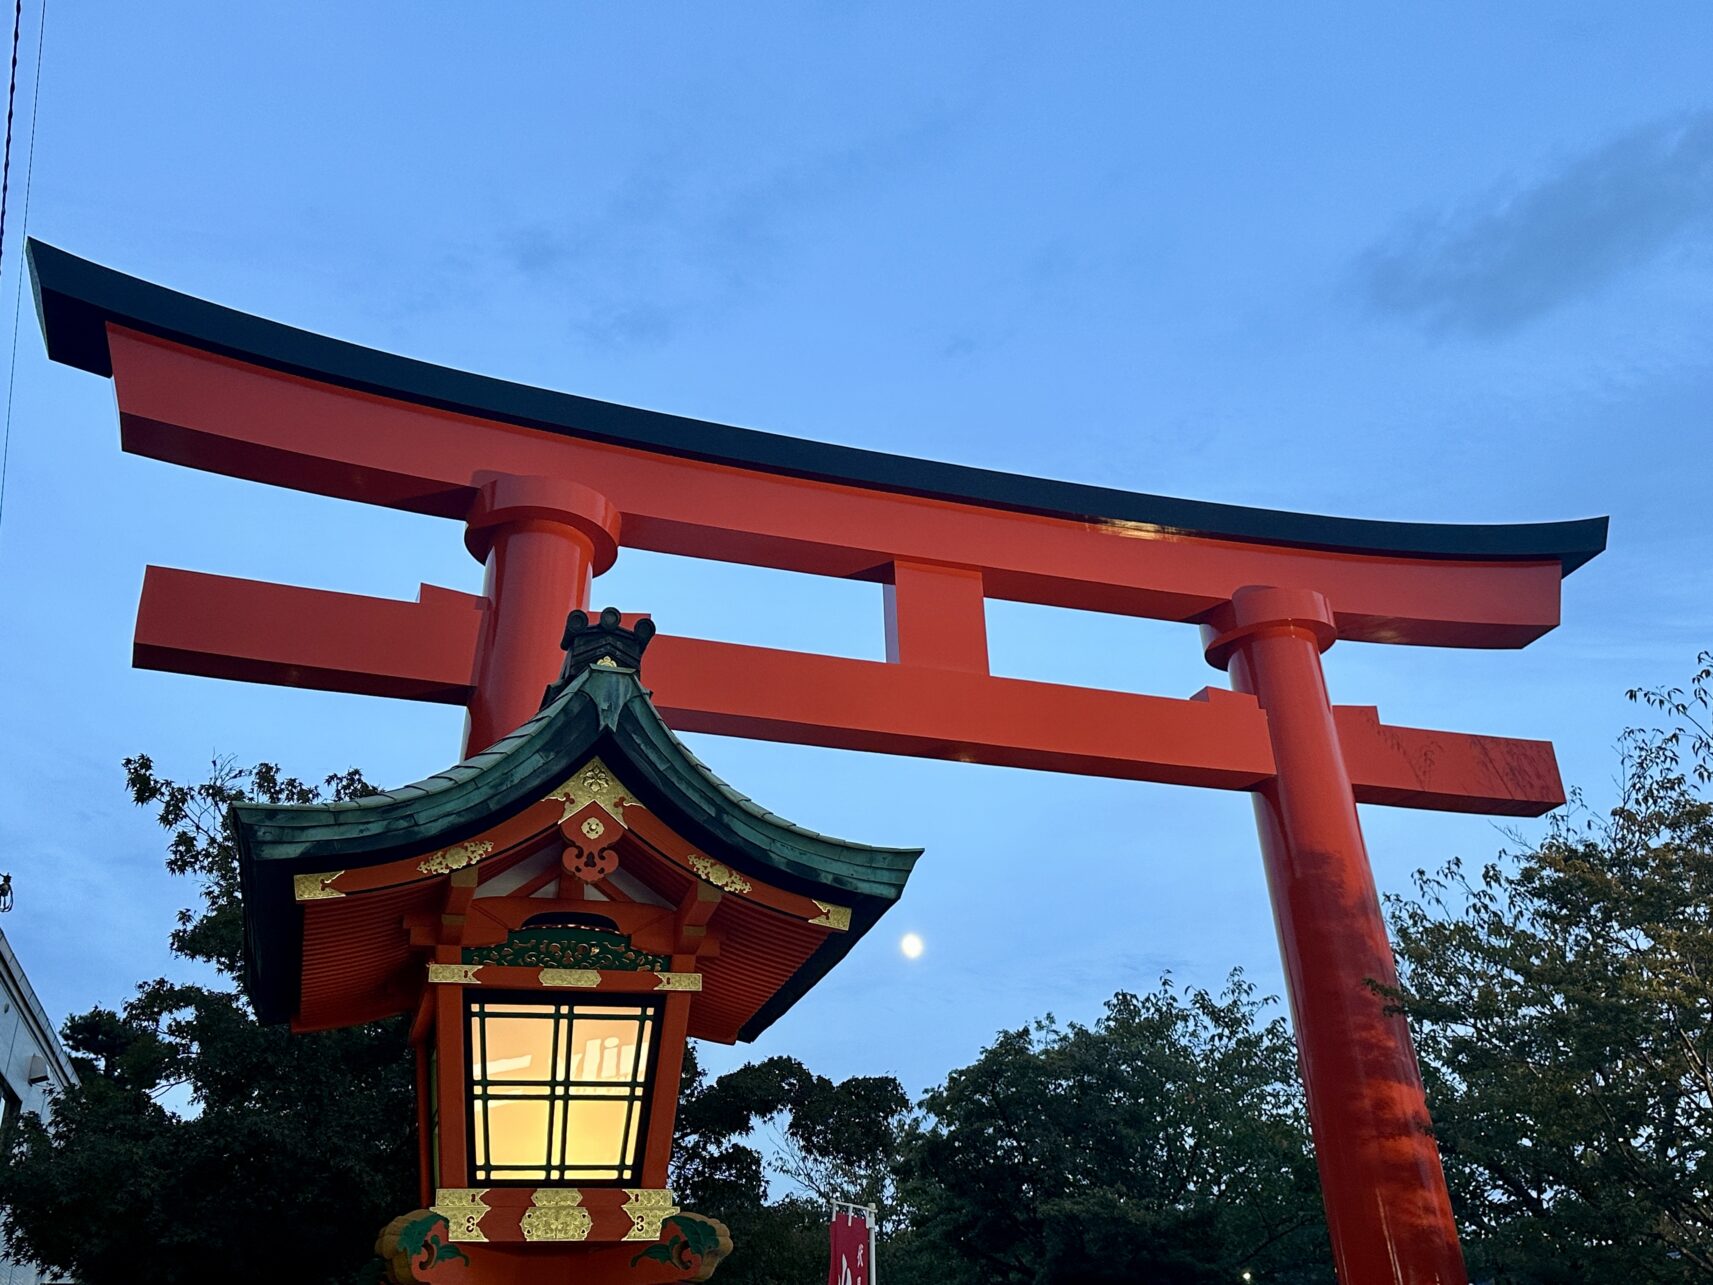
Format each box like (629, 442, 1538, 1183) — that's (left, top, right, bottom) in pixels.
(542, 607, 656, 707)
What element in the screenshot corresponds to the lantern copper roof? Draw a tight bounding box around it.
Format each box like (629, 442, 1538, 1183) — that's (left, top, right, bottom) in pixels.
(232, 609, 922, 1040)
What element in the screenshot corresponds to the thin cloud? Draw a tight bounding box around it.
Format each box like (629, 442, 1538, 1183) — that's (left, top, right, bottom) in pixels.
(505, 113, 958, 349)
(1357, 111, 1713, 335)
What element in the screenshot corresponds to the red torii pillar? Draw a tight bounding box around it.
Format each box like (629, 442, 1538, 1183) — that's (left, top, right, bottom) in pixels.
(1208, 588, 1462, 1282)
(30, 238, 1611, 1284)
(462, 473, 621, 751)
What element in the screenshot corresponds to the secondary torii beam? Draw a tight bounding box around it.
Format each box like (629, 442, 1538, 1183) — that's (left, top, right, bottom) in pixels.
(134, 565, 1566, 814)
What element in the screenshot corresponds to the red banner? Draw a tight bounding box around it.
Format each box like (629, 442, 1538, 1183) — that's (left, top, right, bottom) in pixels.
(827, 1207, 871, 1285)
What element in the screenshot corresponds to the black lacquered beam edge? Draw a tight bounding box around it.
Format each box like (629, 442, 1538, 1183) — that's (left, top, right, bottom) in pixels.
(29, 239, 1608, 573)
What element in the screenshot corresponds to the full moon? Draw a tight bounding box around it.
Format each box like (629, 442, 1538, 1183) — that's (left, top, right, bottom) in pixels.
(900, 932, 925, 960)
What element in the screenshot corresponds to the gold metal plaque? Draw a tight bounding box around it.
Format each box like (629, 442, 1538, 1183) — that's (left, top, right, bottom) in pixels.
(521, 1188, 592, 1242)
(809, 900, 853, 931)
(621, 1188, 680, 1241)
(538, 968, 602, 988)
(292, 870, 345, 901)
(432, 1188, 491, 1243)
(427, 963, 483, 985)
(548, 758, 631, 824)
(418, 840, 495, 876)
(687, 855, 751, 895)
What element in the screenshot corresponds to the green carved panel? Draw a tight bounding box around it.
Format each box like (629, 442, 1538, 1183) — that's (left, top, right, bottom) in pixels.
(463, 927, 668, 972)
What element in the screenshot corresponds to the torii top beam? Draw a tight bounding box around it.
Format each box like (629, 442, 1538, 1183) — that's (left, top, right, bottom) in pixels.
(30, 240, 1604, 587)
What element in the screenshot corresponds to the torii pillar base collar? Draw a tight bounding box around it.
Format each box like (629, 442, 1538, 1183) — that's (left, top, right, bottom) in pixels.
(463, 474, 621, 754)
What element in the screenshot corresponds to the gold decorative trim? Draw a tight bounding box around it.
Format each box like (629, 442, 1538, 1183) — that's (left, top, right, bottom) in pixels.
(621, 1188, 681, 1241)
(548, 758, 631, 824)
(687, 855, 751, 895)
(809, 900, 853, 932)
(654, 972, 703, 992)
(594, 655, 619, 669)
(433, 1188, 491, 1242)
(427, 963, 483, 985)
(521, 1188, 592, 1241)
(418, 840, 495, 876)
(293, 870, 345, 901)
(539, 968, 602, 988)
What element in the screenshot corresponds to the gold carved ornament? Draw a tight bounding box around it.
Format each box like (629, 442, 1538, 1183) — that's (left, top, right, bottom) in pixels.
(293, 871, 345, 901)
(432, 1189, 490, 1243)
(809, 900, 853, 932)
(538, 968, 602, 988)
(621, 1189, 681, 1241)
(520, 1189, 592, 1242)
(548, 759, 632, 824)
(687, 855, 750, 895)
(653, 972, 703, 992)
(427, 963, 483, 985)
(418, 840, 495, 876)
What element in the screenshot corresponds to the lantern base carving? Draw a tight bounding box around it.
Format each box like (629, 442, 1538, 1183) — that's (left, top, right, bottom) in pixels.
(377, 1207, 733, 1284)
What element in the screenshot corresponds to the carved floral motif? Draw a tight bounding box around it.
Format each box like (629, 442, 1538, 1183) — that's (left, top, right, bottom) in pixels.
(687, 856, 750, 895)
(549, 759, 631, 823)
(463, 928, 667, 972)
(376, 1210, 470, 1283)
(521, 1189, 592, 1242)
(418, 841, 494, 876)
(629, 1213, 734, 1281)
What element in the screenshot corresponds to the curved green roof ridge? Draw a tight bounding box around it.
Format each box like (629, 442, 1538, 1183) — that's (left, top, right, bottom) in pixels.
(232, 664, 920, 900)
(233, 660, 922, 1026)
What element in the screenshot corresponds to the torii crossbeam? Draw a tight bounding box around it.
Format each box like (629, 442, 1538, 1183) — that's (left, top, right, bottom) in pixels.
(30, 238, 1606, 1284)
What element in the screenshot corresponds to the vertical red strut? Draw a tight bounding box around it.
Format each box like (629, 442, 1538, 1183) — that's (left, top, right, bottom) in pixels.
(462, 474, 621, 753)
(1206, 586, 1466, 1283)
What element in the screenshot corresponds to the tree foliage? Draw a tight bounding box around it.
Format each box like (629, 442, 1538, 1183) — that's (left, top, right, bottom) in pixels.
(0, 756, 418, 1285)
(670, 1044, 910, 1283)
(669, 977, 1330, 1285)
(1390, 653, 1713, 1281)
(891, 976, 1332, 1284)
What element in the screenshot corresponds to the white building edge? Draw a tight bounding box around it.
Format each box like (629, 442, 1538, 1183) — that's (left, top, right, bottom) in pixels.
(0, 928, 77, 1285)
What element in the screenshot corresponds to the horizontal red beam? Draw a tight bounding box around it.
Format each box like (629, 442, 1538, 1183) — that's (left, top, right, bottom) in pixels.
(1330, 705, 1561, 816)
(110, 329, 1565, 648)
(134, 569, 484, 703)
(649, 635, 1275, 792)
(134, 568, 1564, 816)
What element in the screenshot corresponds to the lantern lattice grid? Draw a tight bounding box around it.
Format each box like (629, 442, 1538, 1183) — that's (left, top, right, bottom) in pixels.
(465, 993, 660, 1186)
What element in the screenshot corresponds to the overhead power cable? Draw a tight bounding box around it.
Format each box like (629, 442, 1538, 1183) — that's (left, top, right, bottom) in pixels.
(0, 0, 25, 264)
(0, 0, 45, 544)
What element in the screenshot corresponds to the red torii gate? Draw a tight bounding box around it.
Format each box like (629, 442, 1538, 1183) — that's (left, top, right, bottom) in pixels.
(30, 239, 1606, 1284)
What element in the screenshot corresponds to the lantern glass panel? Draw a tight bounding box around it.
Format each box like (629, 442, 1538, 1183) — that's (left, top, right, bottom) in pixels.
(466, 995, 657, 1184)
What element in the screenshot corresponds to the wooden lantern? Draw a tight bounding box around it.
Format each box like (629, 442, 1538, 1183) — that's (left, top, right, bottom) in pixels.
(233, 610, 921, 1283)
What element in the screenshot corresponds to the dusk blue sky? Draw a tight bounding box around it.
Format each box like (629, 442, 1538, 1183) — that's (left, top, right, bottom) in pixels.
(0, 4, 1709, 1096)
